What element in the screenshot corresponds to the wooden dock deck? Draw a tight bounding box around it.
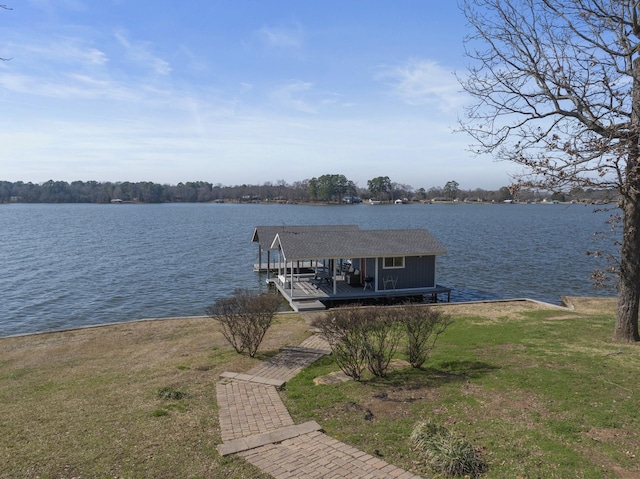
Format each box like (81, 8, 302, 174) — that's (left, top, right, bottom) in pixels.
(267, 275, 451, 312)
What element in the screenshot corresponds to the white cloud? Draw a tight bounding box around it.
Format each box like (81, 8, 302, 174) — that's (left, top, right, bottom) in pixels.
(84, 47, 108, 66)
(378, 59, 466, 112)
(257, 24, 303, 49)
(0, 68, 145, 102)
(14, 36, 108, 67)
(239, 82, 254, 93)
(114, 30, 171, 76)
(271, 80, 317, 113)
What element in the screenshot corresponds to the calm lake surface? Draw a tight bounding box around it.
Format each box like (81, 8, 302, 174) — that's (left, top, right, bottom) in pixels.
(0, 202, 614, 337)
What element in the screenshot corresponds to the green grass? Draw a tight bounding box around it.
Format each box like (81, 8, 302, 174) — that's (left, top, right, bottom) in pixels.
(283, 307, 640, 478)
(2, 302, 636, 478)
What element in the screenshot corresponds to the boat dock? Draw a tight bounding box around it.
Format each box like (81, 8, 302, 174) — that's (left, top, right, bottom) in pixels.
(267, 274, 451, 312)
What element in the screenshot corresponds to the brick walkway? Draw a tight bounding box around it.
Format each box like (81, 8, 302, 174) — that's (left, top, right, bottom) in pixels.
(216, 316, 424, 478)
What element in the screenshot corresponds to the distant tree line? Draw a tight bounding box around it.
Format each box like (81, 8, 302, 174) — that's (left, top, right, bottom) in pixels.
(0, 177, 617, 204)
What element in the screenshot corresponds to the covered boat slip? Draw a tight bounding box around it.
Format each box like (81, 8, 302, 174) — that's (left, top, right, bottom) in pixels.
(253, 225, 451, 311)
(269, 272, 452, 312)
(252, 225, 361, 274)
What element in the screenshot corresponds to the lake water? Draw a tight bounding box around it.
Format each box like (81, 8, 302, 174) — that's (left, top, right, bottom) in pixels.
(0, 202, 615, 337)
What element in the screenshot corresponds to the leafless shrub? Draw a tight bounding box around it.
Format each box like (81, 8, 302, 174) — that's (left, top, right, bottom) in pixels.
(205, 288, 281, 357)
(312, 306, 369, 381)
(314, 306, 405, 379)
(363, 307, 403, 378)
(400, 304, 452, 369)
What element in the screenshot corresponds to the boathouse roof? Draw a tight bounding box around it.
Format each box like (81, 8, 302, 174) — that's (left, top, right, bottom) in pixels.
(270, 228, 446, 260)
(252, 225, 360, 250)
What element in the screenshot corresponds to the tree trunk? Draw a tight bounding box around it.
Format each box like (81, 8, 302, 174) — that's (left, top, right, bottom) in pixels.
(615, 194, 640, 341)
(615, 55, 640, 342)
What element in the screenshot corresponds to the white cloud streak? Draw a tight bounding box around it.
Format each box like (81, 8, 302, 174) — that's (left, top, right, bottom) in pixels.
(271, 80, 316, 113)
(378, 59, 466, 112)
(114, 30, 172, 76)
(257, 24, 303, 49)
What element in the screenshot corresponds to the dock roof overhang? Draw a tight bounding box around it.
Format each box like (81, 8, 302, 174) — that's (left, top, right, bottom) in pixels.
(252, 225, 360, 251)
(270, 229, 447, 261)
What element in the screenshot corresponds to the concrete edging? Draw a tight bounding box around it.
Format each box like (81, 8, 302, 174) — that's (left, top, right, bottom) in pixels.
(217, 421, 324, 456)
(219, 371, 286, 389)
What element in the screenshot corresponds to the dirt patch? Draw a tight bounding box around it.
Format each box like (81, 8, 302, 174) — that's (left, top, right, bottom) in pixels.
(459, 383, 549, 424)
(429, 296, 616, 321)
(313, 370, 351, 385)
(368, 387, 437, 418)
(582, 428, 640, 479)
(561, 296, 617, 315)
(432, 299, 555, 320)
(544, 314, 582, 320)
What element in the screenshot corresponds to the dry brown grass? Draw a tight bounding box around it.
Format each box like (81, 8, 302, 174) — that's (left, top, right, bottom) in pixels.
(0, 313, 309, 479)
(561, 295, 618, 315)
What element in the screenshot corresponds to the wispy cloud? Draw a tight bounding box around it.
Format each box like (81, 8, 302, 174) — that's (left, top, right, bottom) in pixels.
(114, 30, 171, 76)
(28, 0, 87, 13)
(0, 71, 132, 101)
(271, 80, 316, 113)
(0, 105, 478, 187)
(378, 59, 465, 112)
(257, 24, 303, 49)
(17, 36, 108, 67)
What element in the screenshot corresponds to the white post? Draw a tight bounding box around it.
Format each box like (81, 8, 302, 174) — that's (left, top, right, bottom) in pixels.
(374, 257, 379, 292)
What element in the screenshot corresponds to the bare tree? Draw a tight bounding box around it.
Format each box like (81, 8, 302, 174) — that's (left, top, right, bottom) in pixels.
(459, 0, 640, 341)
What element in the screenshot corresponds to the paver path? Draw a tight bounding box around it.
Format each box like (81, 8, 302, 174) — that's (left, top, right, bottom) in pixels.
(217, 380, 294, 442)
(216, 318, 424, 478)
(240, 430, 420, 479)
(244, 335, 331, 383)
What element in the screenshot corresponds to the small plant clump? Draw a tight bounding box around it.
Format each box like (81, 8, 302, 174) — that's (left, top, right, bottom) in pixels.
(156, 386, 189, 401)
(410, 419, 487, 477)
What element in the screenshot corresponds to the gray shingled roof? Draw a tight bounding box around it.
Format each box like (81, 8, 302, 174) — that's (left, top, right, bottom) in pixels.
(271, 229, 446, 260)
(252, 225, 360, 249)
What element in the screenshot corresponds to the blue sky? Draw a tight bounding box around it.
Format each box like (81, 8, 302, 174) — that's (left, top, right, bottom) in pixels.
(0, 1, 514, 190)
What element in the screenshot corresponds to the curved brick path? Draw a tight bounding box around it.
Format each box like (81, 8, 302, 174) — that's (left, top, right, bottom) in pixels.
(216, 315, 423, 478)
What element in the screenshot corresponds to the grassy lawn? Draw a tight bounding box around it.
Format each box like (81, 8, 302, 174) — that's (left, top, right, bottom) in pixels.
(2, 299, 637, 479)
(283, 299, 640, 478)
(0, 314, 310, 479)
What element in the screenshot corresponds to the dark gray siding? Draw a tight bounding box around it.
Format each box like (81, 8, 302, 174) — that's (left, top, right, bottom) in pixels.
(376, 255, 435, 289)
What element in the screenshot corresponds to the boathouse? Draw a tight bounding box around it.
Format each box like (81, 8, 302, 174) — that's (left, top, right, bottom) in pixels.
(252, 225, 450, 311)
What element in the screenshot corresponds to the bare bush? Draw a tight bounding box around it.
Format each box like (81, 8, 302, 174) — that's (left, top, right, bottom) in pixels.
(315, 304, 450, 379)
(205, 288, 281, 357)
(313, 307, 369, 381)
(314, 306, 405, 379)
(400, 304, 452, 368)
(364, 307, 403, 378)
